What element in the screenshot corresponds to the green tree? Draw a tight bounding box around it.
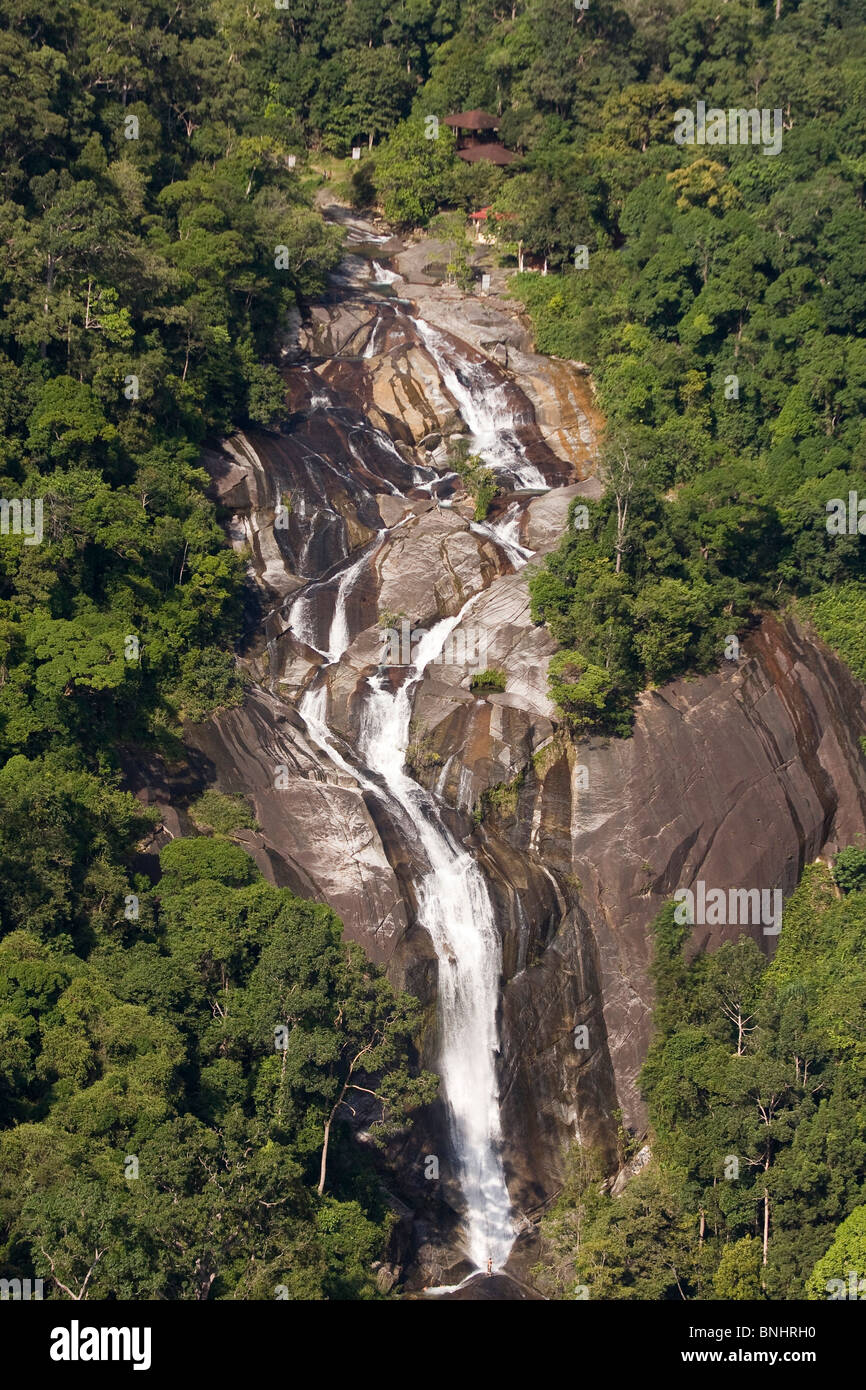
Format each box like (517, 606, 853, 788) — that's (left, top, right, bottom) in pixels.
(713, 1237, 764, 1299)
(833, 846, 866, 895)
(806, 1206, 866, 1300)
(373, 118, 457, 227)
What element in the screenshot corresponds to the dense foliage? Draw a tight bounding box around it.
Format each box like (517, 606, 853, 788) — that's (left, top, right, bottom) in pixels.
(3, 0, 866, 1302)
(484, 0, 866, 728)
(536, 860, 866, 1300)
(0, 0, 436, 1301)
(0, 833, 434, 1298)
(0, 0, 343, 764)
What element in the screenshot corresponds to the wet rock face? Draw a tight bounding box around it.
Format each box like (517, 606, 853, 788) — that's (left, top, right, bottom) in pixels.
(183, 687, 415, 969)
(128, 222, 866, 1284)
(460, 614, 866, 1134)
(202, 400, 418, 596)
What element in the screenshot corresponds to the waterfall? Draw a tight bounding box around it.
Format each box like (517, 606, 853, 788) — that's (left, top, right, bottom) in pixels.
(286, 443, 527, 1273)
(363, 319, 383, 358)
(296, 593, 518, 1274)
(346, 429, 403, 495)
(288, 530, 384, 663)
(278, 286, 560, 1277)
(371, 260, 402, 286)
(470, 500, 535, 569)
(286, 588, 327, 658)
(358, 613, 515, 1271)
(299, 605, 516, 1272)
(326, 530, 383, 663)
(412, 317, 548, 491)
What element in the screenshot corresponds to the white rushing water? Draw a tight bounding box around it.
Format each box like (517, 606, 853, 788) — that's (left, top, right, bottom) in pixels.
(471, 500, 535, 569)
(346, 428, 404, 496)
(371, 259, 402, 285)
(299, 605, 515, 1271)
(289, 474, 528, 1272)
(326, 530, 384, 663)
(286, 590, 326, 657)
(289, 298, 547, 1275)
(287, 531, 384, 663)
(359, 611, 515, 1271)
(412, 316, 548, 491)
(363, 318, 383, 358)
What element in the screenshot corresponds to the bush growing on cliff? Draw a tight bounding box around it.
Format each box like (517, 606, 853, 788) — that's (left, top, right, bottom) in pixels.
(189, 789, 258, 836)
(475, 770, 524, 825)
(470, 667, 507, 693)
(449, 441, 500, 520)
(833, 846, 866, 896)
(405, 723, 442, 777)
(546, 649, 631, 736)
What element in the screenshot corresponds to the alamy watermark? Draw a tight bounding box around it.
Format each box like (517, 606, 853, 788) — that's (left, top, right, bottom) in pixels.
(674, 881, 783, 936)
(50, 1323, 152, 1371)
(0, 497, 43, 545)
(826, 1271, 866, 1299)
(673, 102, 784, 157)
(826, 491, 866, 535)
(1, 1276, 44, 1299)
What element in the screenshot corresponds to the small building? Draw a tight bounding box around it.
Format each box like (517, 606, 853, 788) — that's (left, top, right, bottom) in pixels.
(468, 207, 516, 244)
(467, 208, 546, 272)
(443, 110, 517, 166)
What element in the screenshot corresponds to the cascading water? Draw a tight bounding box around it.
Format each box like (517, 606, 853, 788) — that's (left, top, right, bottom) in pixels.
(287, 529, 385, 663)
(471, 500, 535, 569)
(359, 615, 515, 1272)
(298, 602, 516, 1273)
(283, 283, 563, 1277)
(325, 530, 383, 663)
(363, 319, 383, 358)
(412, 316, 548, 491)
(371, 260, 402, 285)
(286, 588, 326, 658)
